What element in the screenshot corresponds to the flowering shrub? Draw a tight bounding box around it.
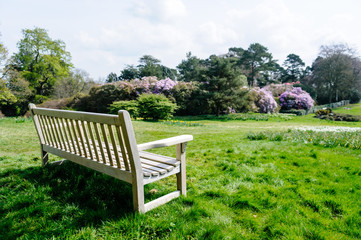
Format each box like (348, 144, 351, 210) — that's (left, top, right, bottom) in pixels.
(249, 88, 278, 113)
(279, 87, 314, 110)
(131, 76, 158, 95)
(262, 84, 293, 97)
(153, 78, 178, 94)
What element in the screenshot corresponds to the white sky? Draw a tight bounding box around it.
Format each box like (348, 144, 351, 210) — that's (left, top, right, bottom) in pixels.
(1, 0, 361, 80)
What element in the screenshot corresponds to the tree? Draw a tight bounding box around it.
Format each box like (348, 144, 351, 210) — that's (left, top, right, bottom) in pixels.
(106, 72, 119, 83)
(8, 27, 73, 96)
(282, 54, 305, 83)
(310, 44, 360, 104)
(239, 43, 276, 87)
(53, 69, 95, 99)
(137, 55, 163, 79)
(119, 65, 140, 80)
(177, 52, 203, 82)
(201, 55, 249, 115)
(0, 33, 7, 69)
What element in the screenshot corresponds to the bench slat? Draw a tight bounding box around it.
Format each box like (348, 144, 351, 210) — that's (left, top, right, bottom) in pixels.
(32, 107, 120, 126)
(140, 158, 174, 172)
(87, 121, 100, 163)
(141, 162, 167, 175)
(93, 122, 107, 164)
(139, 151, 180, 167)
(116, 126, 130, 171)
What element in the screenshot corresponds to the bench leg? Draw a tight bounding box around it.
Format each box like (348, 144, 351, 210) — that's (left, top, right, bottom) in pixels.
(132, 181, 145, 213)
(176, 143, 187, 196)
(41, 147, 49, 167)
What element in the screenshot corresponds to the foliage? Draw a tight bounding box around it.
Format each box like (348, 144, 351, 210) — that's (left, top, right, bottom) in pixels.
(315, 110, 361, 122)
(8, 27, 73, 96)
(0, 79, 17, 107)
(261, 83, 293, 97)
(249, 88, 278, 113)
(282, 53, 305, 83)
(105, 72, 119, 83)
(108, 100, 139, 118)
(201, 55, 250, 115)
(239, 43, 277, 87)
(309, 44, 361, 104)
(118, 55, 178, 81)
(349, 89, 361, 104)
(153, 78, 178, 95)
(53, 69, 95, 99)
(279, 87, 314, 110)
(170, 81, 201, 115)
(137, 93, 177, 120)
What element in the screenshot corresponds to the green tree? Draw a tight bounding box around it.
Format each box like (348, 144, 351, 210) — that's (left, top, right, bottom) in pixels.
(53, 69, 95, 99)
(177, 52, 203, 82)
(310, 44, 360, 104)
(282, 53, 305, 83)
(9, 27, 73, 96)
(202, 55, 249, 115)
(137, 55, 164, 79)
(240, 43, 276, 87)
(105, 72, 119, 83)
(119, 65, 140, 80)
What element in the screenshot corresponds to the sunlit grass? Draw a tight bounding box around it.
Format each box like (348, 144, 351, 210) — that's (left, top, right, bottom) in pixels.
(1, 110, 361, 239)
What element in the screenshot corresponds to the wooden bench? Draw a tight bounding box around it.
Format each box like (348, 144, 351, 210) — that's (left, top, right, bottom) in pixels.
(29, 104, 193, 213)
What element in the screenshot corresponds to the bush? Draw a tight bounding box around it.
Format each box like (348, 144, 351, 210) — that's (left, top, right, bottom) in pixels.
(249, 88, 278, 113)
(262, 84, 293, 97)
(280, 109, 306, 116)
(279, 87, 314, 110)
(137, 93, 177, 120)
(109, 100, 139, 118)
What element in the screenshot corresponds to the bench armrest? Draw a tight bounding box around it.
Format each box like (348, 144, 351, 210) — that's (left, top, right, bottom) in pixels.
(137, 135, 193, 151)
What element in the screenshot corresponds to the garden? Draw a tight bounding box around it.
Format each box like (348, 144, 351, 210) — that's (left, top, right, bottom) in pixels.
(1, 103, 361, 239)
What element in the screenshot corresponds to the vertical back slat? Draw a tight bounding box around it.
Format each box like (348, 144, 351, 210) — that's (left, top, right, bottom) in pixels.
(38, 115, 50, 145)
(70, 119, 82, 156)
(94, 122, 107, 164)
(65, 119, 77, 154)
(75, 120, 87, 158)
(116, 126, 130, 171)
(82, 121, 93, 160)
(51, 117, 63, 149)
(100, 124, 114, 166)
(46, 116, 58, 148)
(55, 117, 67, 151)
(108, 125, 121, 168)
(60, 118, 70, 152)
(87, 121, 100, 162)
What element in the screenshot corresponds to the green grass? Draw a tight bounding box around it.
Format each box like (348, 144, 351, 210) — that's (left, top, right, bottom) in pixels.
(332, 102, 361, 115)
(1, 111, 361, 239)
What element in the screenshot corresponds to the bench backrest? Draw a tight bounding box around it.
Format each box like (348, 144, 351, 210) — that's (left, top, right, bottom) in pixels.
(29, 104, 142, 174)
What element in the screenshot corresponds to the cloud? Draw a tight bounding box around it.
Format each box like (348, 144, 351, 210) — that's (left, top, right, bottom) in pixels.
(132, 0, 187, 22)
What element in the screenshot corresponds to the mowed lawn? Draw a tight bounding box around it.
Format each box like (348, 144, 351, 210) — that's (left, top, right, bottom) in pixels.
(1, 105, 361, 239)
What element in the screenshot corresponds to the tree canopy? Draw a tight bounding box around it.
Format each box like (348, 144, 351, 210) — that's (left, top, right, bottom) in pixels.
(8, 27, 73, 96)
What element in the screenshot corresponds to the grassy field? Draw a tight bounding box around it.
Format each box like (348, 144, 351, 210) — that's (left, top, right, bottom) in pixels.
(1, 104, 361, 239)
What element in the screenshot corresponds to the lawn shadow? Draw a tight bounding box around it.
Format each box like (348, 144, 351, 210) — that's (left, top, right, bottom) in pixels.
(0, 160, 143, 238)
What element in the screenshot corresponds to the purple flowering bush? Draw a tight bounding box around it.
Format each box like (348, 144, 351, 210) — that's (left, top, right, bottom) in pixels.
(153, 78, 178, 95)
(249, 88, 278, 113)
(262, 84, 293, 97)
(279, 87, 314, 110)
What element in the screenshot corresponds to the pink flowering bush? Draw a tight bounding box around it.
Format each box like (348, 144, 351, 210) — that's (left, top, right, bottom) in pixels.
(249, 88, 278, 113)
(279, 87, 314, 110)
(153, 78, 178, 94)
(262, 84, 293, 97)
